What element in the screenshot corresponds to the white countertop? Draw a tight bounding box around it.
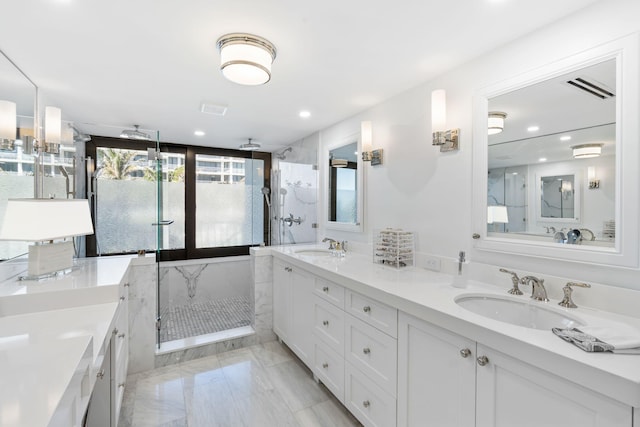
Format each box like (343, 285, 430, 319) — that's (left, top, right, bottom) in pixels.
(266, 245, 640, 407)
(0, 256, 132, 427)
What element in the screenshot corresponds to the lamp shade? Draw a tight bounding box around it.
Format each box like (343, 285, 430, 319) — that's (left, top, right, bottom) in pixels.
(487, 205, 509, 224)
(361, 121, 372, 153)
(0, 100, 16, 141)
(217, 33, 277, 86)
(431, 89, 447, 132)
(45, 106, 62, 144)
(0, 199, 94, 241)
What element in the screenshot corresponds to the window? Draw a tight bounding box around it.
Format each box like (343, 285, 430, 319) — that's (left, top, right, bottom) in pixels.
(86, 137, 270, 259)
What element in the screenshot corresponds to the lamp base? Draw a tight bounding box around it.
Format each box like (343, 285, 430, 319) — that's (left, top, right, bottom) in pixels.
(27, 241, 74, 277)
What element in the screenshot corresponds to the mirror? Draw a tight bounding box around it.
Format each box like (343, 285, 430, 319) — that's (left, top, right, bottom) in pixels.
(0, 50, 37, 261)
(473, 34, 639, 268)
(325, 132, 363, 232)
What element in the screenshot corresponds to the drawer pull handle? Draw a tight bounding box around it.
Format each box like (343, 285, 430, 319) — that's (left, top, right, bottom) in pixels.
(322, 320, 329, 326)
(118, 333, 126, 339)
(362, 400, 370, 408)
(322, 286, 329, 293)
(363, 347, 371, 355)
(97, 369, 105, 379)
(322, 362, 328, 369)
(363, 306, 371, 313)
(460, 348, 471, 358)
(477, 355, 489, 366)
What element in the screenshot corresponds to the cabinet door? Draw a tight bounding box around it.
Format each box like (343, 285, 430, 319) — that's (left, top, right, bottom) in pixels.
(272, 259, 292, 342)
(397, 312, 476, 427)
(476, 344, 632, 427)
(290, 267, 314, 365)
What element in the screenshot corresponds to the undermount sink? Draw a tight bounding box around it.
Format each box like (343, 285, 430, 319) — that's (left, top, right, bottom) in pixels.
(455, 294, 584, 330)
(294, 249, 332, 257)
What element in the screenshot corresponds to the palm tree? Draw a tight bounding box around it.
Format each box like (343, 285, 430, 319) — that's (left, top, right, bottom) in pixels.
(98, 148, 139, 180)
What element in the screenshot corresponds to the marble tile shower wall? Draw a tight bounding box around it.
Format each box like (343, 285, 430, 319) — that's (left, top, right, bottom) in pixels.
(127, 257, 275, 374)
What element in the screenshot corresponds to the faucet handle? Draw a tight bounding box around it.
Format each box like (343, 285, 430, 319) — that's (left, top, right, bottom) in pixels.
(499, 268, 523, 295)
(558, 282, 591, 308)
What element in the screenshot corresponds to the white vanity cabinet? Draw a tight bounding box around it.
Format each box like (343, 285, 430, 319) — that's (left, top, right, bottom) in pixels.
(272, 259, 314, 365)
(398, 312, 633, 427)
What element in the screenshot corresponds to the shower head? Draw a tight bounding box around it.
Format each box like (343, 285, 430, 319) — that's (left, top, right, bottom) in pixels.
(239, 138, 261, 151)
(275, 147, 292, 160)
(261, 187, 272, 208)
(120, 124, 151, 141)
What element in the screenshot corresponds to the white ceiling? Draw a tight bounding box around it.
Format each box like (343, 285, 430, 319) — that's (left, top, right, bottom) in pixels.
(0, 0, 601, 152)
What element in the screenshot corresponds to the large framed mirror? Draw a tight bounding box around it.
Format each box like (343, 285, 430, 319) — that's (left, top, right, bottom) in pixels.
(472, 33, 639, 268)
(324, 131, 363, 232)
(0, 49, 37, 262)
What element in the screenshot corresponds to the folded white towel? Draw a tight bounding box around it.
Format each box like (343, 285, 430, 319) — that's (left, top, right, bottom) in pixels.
(579, 326, 640, 350)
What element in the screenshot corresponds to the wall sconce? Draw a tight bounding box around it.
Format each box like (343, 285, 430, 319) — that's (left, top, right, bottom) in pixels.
(588, 166, 600, 189)
(0, 199, 94, 279)
(488, 111, 507, 135)
(0, 100, 17, 150)
(431, 89, 459, 152)
(360, 121, 383, 165)
(44, 106, 62, 154)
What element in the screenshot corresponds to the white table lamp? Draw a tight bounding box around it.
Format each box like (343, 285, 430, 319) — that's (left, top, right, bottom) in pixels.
(0, 199, 94, 278)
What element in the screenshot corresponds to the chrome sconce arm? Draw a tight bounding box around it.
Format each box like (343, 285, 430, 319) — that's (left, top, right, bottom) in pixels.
(432, 129, 460, 152)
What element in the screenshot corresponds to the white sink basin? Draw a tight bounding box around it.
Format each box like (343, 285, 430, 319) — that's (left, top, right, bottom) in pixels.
(455, 294, 584, 330)
(294, 249, 333, 257)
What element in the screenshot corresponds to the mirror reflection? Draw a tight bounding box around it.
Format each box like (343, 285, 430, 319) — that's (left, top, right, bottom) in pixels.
(328, 141, 358, 224)
(487, 59, 615, 246)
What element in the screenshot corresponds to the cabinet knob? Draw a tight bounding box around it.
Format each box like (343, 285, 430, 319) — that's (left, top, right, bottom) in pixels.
(363, 347, 371, 355)
(322, 286, 329, 293)
(362, 400, 371, 408)
(118, 333, 126, 339)
(97, 369, 105, 379)
(113, 328, 119, 335)
(459, 348, 471, 358)
(477, 355, 489, 366)
(322, 362, 328, 369)
(363, 306, 371, 313)
(123, 282, 130, 287)
(322, 320, 329, 326)
(118, 382, 126, 388)
(120, 296, 126, 301)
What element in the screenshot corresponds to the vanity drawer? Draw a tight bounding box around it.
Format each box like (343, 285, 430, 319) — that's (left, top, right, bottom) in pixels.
(313, 296, 345, 355)
(313, 342, 345, 403)
(346, 290, 397, 338)
(314, 278, 345, 309)
(345, 314, 397, 396)
(345, 362, 396, 427)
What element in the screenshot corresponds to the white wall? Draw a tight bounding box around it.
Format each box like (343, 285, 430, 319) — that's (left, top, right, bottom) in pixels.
(316, 0, 640, 290)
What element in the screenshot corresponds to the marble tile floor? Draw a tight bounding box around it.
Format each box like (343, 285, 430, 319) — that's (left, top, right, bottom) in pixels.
(119, 341, 363, 427)
(160, 296, 252, 343)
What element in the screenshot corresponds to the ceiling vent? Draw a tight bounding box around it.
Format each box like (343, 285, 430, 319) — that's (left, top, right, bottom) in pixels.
(200, 103, 228, 116)
(565, 77, 615, 100)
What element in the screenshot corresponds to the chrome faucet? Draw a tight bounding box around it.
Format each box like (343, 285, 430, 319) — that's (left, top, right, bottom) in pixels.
(558, 282, 591, 308)
(499, 268, 523, 295)
(282, 213, 302, 227)
(322, 237, 338, 250)
(519, 275, 549, 302)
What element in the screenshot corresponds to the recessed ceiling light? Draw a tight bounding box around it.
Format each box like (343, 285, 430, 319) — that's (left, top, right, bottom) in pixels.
(299, 111, 311, 118)
(527, 126, 540, 132)
(194, 130, 205, 136)
(560, 135, 571, 141)
(538, 157, 547, 162)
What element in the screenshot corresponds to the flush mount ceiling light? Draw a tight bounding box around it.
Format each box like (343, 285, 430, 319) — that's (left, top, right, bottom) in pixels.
(120, 125, 151, 141)
(330, 158, 348, 168)
(239, 138, 261, 151)
(217, 33, 277, 86)
(488, 111, 507, 135)
(572, 143, 603, 159)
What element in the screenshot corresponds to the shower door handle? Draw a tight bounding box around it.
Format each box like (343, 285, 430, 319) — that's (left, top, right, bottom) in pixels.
(152, 220, 174, 226)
